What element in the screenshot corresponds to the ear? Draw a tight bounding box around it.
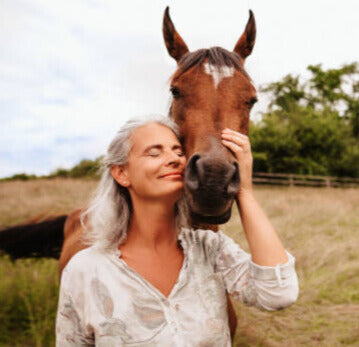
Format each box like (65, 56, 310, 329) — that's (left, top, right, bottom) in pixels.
(162, 6, 189, 62)
(110, 165, 130, 188)
(233, 10, 256, 60)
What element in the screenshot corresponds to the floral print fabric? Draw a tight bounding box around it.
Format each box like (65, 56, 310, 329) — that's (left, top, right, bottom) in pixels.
(56, 228, 299, 346)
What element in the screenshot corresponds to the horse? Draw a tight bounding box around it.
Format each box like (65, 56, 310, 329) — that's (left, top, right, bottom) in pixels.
(0, 7, 257, 341)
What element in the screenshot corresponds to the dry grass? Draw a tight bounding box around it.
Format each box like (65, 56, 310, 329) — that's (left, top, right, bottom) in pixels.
(224, 186, 359, 346)
(0, 179, 358, 346)
(0, 178, 96, 227)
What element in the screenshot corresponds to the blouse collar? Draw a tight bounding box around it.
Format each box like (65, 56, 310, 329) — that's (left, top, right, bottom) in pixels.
(107, 227, 190, 259)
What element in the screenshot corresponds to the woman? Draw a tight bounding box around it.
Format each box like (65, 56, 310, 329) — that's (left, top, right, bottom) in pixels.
(56, 115, 299, 346)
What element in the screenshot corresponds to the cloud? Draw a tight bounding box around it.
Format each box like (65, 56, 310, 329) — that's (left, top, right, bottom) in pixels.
(1, 0, 358, 177)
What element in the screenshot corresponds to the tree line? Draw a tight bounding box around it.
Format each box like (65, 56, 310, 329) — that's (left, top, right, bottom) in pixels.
(251, 62, 359, 177)
(2, 62, 358, 181)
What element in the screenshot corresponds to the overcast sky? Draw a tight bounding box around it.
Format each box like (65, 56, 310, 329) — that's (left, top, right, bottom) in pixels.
(1, 0, 358, 177)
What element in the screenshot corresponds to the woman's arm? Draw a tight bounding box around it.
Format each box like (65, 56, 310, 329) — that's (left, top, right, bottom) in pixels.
(221, 128, 288, 266)
(213, 230, 298, 311)
(56, 260, 94, 346)
(237, 190, 288, 266)
(209, 128, 299, 311)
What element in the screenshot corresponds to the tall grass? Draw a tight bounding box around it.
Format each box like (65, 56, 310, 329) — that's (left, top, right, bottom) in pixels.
(225, 186, 359, 346)
(0, 257, 58, 346)
(0, 179, 358, 346)
(0, 179, 94, 346)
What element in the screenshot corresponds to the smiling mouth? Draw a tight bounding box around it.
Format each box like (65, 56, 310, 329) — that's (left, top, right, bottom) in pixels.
(160, 172, 184, 178)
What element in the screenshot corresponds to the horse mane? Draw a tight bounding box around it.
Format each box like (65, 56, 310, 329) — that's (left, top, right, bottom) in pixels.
(178, 46, 248, 78)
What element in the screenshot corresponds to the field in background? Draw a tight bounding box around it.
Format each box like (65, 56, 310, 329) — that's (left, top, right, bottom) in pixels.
(0, 179, 358, 346)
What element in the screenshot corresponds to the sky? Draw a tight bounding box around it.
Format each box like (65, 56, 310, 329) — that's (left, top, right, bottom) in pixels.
(1, 0, 358, 177)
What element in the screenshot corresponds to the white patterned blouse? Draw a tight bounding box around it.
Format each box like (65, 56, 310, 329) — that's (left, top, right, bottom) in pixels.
(56, 227, 299, 346)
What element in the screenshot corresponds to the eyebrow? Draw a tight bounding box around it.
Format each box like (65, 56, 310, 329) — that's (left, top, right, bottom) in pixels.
(142, 144, 183, 154)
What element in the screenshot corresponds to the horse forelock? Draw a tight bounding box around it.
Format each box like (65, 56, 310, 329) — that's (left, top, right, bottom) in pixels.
(176, 46, 248, 78)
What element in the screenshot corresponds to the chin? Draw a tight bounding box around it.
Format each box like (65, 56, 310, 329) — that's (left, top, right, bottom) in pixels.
(150, 183, 184, 201)
(167, 186, 184, 200)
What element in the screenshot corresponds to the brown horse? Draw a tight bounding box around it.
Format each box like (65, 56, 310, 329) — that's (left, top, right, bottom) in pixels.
(0, 7, 257, 341)
(59, 6, 256, 268)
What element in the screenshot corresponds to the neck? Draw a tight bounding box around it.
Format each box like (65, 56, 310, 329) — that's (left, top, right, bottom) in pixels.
(125, 196, 179, 252)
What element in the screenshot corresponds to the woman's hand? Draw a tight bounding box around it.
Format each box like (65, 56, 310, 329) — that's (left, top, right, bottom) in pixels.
(221, 128, 253, 193)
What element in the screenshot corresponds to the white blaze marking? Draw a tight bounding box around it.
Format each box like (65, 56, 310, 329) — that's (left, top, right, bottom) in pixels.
(204, 63, 234, 89)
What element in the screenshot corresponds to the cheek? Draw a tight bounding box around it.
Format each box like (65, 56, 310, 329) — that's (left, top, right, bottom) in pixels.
(171, 101, 186, 124)
(239, 112, 250, 134)
(128, 159, 163, 186)
(224, 108, 250, 134)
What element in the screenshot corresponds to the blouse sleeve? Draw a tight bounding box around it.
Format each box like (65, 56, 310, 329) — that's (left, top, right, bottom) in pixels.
(56, 258, 94, 346)
(213, 230, 299, 311)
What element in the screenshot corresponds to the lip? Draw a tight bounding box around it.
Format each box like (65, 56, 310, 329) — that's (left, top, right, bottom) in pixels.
(159, 171, 184, 178)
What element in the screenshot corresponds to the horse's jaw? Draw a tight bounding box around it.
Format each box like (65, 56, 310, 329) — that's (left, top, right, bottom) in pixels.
(189, 208, 232, 225)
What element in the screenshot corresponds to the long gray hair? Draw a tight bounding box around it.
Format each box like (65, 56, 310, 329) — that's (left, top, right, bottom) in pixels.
(80, 115, 189, 251)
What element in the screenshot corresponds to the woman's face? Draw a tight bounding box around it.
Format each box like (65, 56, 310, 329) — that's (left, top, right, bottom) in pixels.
(112, 123, 186, 202)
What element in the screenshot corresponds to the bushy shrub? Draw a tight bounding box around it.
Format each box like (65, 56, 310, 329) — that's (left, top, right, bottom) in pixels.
(251, 62, 359, 177)
(48, 156, 103, 179)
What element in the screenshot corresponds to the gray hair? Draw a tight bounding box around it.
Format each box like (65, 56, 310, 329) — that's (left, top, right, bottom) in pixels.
(80, 114, 189, 251)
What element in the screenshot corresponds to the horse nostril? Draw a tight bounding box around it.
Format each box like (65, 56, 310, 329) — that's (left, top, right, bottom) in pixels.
(227, 162, 240, 197)
(186, 155, 240, 196)
(185, 154, 201, 191)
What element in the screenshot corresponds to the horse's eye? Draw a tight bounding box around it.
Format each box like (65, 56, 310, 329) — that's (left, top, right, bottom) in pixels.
(170, 86, 181, 99)
(247, 97, 258, 106)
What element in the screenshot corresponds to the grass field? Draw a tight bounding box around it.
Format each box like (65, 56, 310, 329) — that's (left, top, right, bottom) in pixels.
(0, 178, 358, 346)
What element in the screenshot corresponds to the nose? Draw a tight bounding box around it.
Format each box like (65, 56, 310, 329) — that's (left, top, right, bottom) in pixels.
(167, 151, 182, 167)
(185, 154, 240, 197)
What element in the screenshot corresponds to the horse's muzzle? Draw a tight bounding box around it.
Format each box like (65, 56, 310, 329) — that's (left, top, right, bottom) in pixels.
(184, 153, 240, 224)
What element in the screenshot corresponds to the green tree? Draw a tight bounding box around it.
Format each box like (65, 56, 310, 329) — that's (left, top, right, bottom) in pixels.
(48, 156, 103, 179)
(251, 62, 359, 177)
(69, 158, 102, 178)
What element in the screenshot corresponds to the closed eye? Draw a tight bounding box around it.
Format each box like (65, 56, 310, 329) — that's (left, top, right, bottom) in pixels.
(147, 150, 161, 157)
(175, 150, 185, 157)
(147, 150, 184, 157)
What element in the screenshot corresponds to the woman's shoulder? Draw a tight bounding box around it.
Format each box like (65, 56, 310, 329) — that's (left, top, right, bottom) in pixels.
(62, 245, 104, 276)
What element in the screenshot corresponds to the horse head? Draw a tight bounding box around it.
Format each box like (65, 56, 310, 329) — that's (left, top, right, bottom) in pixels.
(163, 7, 257, 225)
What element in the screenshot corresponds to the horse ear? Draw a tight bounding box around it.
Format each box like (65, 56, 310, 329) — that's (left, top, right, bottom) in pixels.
(233, 10, 256, 60)
(163, 7, 189, 62)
